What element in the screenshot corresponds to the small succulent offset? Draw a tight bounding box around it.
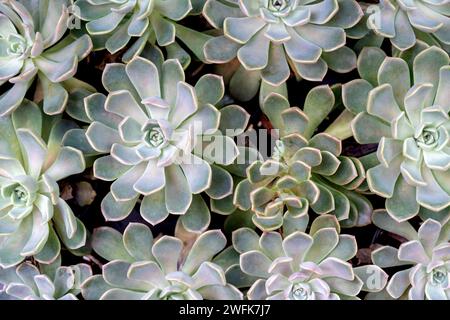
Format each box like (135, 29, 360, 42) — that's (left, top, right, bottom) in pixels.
(0, 261, 92, 300)
(0, 0, 92, 115)
(81, 223, 243, 300)
(203, 0, 363, 100)
(345, 46, 450, 222)
(367, 0, 450, 51)
(230, 215, 387, 300)
(64, 47, 239, 233)
(0, 100, 87, 268)
(234, 88, 371, 234)
(369, 210, 450, 300)
(73, 0, 195, 63)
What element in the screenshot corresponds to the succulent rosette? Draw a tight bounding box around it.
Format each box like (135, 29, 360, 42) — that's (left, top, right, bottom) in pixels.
(0, 100, 87, 268)
(81, 223, 243, 300)
(202, 0, 363, 101)
(343, 46, 450, 222)
(368, 210, 450, 300)
(64, 47, 240, 233)
(73, 0, 201, 65)
(0, 0, 92, 115)
(229, 215, 387, 300)
(0, 261, 92, 300)
(234, 87, 371, 234)
(367, 0, 450, 51)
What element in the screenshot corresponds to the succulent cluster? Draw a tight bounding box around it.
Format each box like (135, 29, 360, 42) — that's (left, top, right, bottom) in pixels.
(0, 0, 449, 301)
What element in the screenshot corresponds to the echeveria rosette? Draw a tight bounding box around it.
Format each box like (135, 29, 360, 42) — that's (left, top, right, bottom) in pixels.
(202, 0, 363, 101)
(0, 261, 92, 300)
(64, 51, 239, 233)
(81, 223, 243, 300)
(345, 46, 450, 222)
(230, 215, 387, 300)
(73, 0, 197, 65)
(0, 100, 87, 268)
(0, 0, 92, 115)
(368, 210, 450, 300)
(367, 0, 450, 52)
(234, 88, 372, 234)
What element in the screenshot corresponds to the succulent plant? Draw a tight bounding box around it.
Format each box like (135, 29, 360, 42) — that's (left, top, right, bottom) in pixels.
(73, 0, 201, 65)
(234, 87, 371, 234)
(230, 215, 387, 299)
(0, 100, 87, 268)
(367, 0, 450, 51)
(81, 223, 243, 300)
(64, 47, 240, 233)
(0, 0, 92, 115)
(343, 46, 450, 222)
(0, 261, 92, 300)
(368, 210, 450, 300)
(1, 0, 448, 302)
(202, 0, 363, 101)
